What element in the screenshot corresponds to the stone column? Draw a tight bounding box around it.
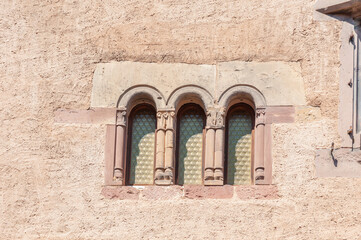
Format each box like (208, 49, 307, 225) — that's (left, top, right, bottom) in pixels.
(155, 128, 165, 178)
(155, 110, 175, 185)
(114, 109, 127, 184)
(205, 128, 215, 180)
(164, 125, 174, 181)
(214, 128, 224, 180)
(214, 109, 225, 183)
(255, 108, 266, 184)
(204, 108, 225, 185)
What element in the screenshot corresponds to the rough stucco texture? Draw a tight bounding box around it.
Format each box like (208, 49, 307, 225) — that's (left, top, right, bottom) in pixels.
(1, 0, 359, 239)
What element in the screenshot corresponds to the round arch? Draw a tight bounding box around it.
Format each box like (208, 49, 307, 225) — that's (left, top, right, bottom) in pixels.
(218, 85, 267, 109)
(166, 85, 214, 111)
(117, 85, 166, 111)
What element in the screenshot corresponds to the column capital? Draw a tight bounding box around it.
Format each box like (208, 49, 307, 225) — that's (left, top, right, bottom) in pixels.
(256, 108, 266, 126)
(116, 109, 127, 126)
(206, 108, 225, 129)
(157, 110, 175, 130)
(256, 108, 266, 115)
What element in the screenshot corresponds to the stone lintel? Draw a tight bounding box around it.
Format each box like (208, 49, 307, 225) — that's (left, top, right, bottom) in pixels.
(265, 106, 295, 124)
(92, 61, 306, 108)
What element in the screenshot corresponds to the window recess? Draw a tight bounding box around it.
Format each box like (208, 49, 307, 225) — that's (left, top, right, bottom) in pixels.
(225, 105, 255, 185)
(176, 104, 205, 185)
(126, 105, 156, 185)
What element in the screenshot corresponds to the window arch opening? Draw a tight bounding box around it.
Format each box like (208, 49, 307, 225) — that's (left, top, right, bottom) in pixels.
(175, 104, 206, 185)
(126, 104, 156, 185)
(225, 103, 255, 185)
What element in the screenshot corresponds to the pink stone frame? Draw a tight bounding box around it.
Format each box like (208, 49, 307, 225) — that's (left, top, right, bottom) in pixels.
(218, 85, 271, 184)
(103, 84, 295, 186)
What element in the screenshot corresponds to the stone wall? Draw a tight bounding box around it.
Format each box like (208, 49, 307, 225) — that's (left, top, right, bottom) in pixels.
(90, 61, 306, 107)
(1, 0, 361, 239)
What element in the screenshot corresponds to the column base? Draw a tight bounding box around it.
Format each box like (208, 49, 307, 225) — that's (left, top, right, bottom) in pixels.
(155, 179, 173, 186)
(113, 169, 123, 185)
(109, 180, 123, 186)
(204, 180, 224, 186)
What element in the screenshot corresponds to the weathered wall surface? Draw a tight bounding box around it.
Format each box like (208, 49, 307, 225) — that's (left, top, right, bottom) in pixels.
(91, 61, 306, 107)
(1, 0, 360, 239)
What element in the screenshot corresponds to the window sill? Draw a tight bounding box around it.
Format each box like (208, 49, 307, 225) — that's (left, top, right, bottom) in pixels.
(101, 185, 279, 200)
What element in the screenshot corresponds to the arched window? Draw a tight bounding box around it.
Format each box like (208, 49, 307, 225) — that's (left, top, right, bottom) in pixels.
(225, 104, 255, 185)
(126, 104, 156, 185)
(176, 104, 205, 185)
(104, 85, 272, 187)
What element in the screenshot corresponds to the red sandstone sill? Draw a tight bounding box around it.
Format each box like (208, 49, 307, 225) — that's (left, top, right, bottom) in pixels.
(101, 185, 279, 200)
(142, 186, 183, 200)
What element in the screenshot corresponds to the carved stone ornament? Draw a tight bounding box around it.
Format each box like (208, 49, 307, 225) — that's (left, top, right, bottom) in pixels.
(157, 111, 175, 130)
(216, 109, 225, 127)
(154, 168, 174, 185)
(256, 108, 266, 126)
(256, 108, 266, 116)
(206, 108, 225, 128)
(116, 110, 127, 126)
(206, 109, 217, 127)
(166, 112, 175, 129)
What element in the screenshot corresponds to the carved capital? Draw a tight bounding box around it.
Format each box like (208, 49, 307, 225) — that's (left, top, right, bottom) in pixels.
(256, 108, 266, 126)
(256, 108, 266, 116)
(157, 111, 175, 130)
(216, 109, 225, 127)
(116, 110, 127, 126)
(206, 108, 225, 129)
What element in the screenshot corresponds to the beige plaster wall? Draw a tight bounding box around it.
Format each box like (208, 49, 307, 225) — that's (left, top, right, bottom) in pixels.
(1, 0, 359, 239)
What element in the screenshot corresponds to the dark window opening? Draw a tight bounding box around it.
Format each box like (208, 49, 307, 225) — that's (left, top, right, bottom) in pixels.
(175, 104, 205, 185)
(225, 104, 255, 185)
(126, 104, 156, 185)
